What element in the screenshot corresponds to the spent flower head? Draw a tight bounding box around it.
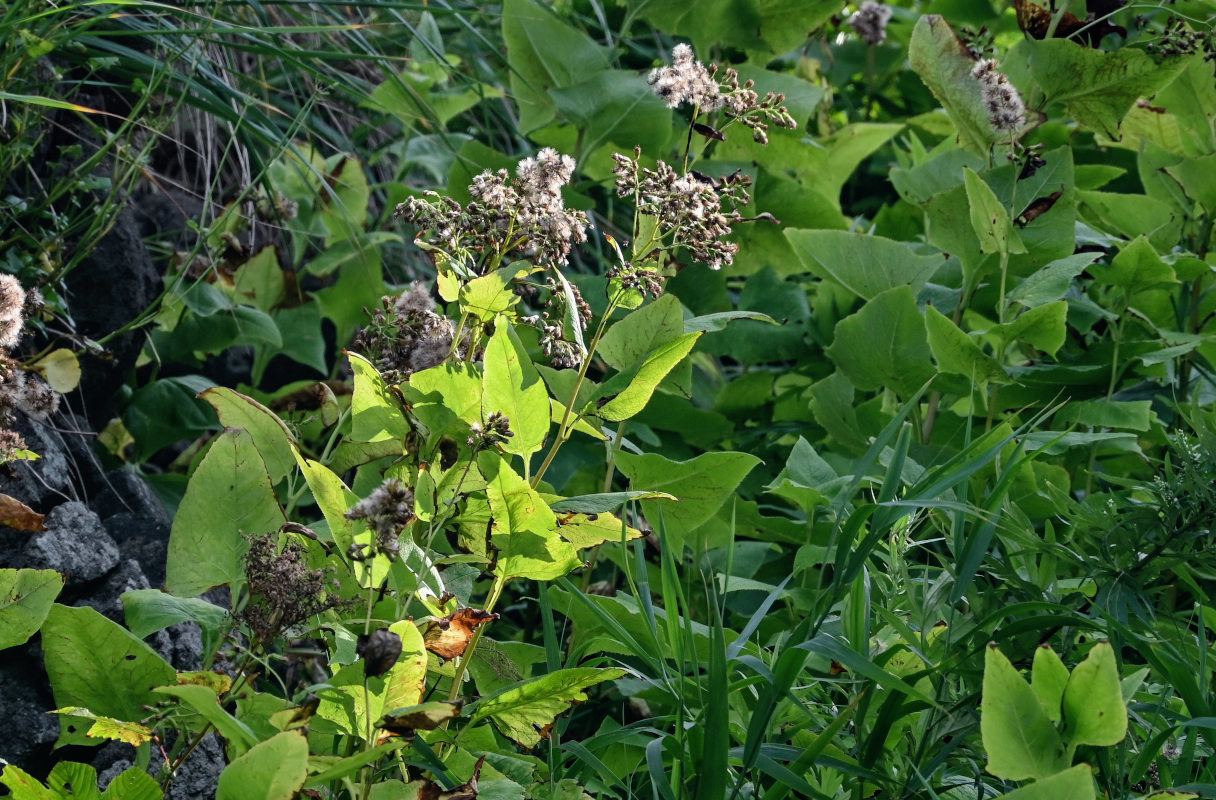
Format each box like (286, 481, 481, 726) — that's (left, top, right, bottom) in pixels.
(972, 58, 1026, 136)
(352, 282, 465, 383)
(467, 411, 513, 451)
(648, 43, 724, 111)
(346, 478, 416, 558)
(850, 1, 894, 46)
(241, 530, 345, 644)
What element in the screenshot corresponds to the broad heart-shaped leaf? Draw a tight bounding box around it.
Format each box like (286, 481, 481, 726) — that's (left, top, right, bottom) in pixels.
(784, 229, 943, 301)
(1026, 38, 1187, 139)
(549, 69, 672, 156)
(0, 568, 63, 650)
(598, 294, 684, 371)
(501, 0, 609, 133)
(483, 320, 549, 459)
(479, 452, 581, 581)
(165, 429, 286, 597)
(925, 305, 1007, 385)
(46, 763, 104, 800)
(615, 450, 761, 548)
(594, 332, 703, 422)
(199, 387, 296, 483)
(826, 285, 935, 399)
(1061, 642, 1127, 749)
(981, 644, 1069, 781)
(909, 15, 1000, 156)
(964, 168, 1026, 256)
(469, 667, 625, 747)
(121, 590, 228, 658)
(460, 266, 521, 323)
(997, 764, 1095, 800)
(349, 353, 412, 444)
(1089, 235, 1176, 296)
(1031, 645, 1070, 723)
(216, 731, 309, 800)
(42, 604, 176, 748)
(992, 301, 1068, 357)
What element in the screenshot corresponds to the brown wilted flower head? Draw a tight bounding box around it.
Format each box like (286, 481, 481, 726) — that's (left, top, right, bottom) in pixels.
(972, 59, 1026, 136)
(0, 275, 26, 351)
(346, 478, 415, 557)
(0, 428, 27, 461)
(352, 282, 463, 383)
(241, 530, 345, 644)
(648, 43, 724, 111)
(611, 150, 752, 270)
(396, 148, 588, 272)
(467, 411, 513, 451)
(850, 1, 894, 46)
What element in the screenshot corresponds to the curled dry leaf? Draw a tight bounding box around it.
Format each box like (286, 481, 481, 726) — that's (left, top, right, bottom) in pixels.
(358, 628, 404, 678)
(423, 607, 499, 661)
(0, 492, 45, 531)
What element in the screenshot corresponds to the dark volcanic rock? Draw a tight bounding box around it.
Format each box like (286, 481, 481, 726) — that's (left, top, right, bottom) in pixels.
(21, 502, 119, 586)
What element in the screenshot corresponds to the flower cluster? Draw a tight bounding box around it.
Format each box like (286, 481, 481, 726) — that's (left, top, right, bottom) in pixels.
(972, 59, 1026, 136)
(396, 148, 588, 273)
(352, 282, 461, 383)
(850, 1, 894, 46)
(346, 477, 416, 558)
(611, 150, 752, 271)
(648, 45, 797, 144)
(467, 411, 513, 451)
(0, 275, 58, 449)
(240, 530, 344, 644)
(521, 277, 592, 369)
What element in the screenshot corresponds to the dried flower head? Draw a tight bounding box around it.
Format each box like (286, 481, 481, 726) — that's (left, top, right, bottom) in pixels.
(520, 278, 592, 369)
(467, 411, 513, 451)
(15, 373, 59, 420)
(0, 428, 27, 462)
(648, 43, 724, 111)
(396, 149, 588, 272)
(346, 478, 415, 557)
(850, 1, 894, 46)
(352, 283, 463, 383)
(972, 59, 1026, 136)
(611, 150, 752, 270)
(241, 530, 345, 644)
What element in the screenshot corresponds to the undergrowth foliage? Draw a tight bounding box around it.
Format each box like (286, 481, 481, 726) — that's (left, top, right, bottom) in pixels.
(4, 1, 1216, 799)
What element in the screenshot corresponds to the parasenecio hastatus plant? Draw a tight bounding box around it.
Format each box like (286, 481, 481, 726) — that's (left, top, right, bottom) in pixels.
(9, 41, 795, 800)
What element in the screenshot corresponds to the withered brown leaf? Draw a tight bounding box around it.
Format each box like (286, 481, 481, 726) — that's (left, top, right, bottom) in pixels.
(423, 607, 499, 661)
(0, 492, 45, 531)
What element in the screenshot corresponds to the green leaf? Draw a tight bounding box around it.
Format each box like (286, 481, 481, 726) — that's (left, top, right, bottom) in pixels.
(993, 301, 1068, 357)
(350, 353, 412, 444)
(479, 453, 581, 581)
(51, 708, 154, 747)
(1054, 399, 1153, 432)
(826, 286, 935, 398)
(683, 310, 778, 333)
(1077, 191, 1182, 252)
(549, 492, 677, 514)
(381, 619, 429, 715)
(294, 454, 388, 589)
(594, 332, 703, 422)
(0, 569, 63, 650)
(598, 295, 684, 371)
(165, 429, 286, 597)
(785, 229, 944, 301)
(964, 167, 1026, 256)
(469, 667, 624, 747)
(1031, 646, 1070, 723)
(925, 305, 1007, 384)
(1027, 38, 1188, 139)
(216, 731, 309, 800)
(0, 765, 56, 799)
(1061, 641, 1127, 749)
(1008, 253, 1099, 309)
(615, 450, 761, 545)
(305, 741, 408, 788)
(199, 387, 297, 484)
(501, 0, 610, 133)
(482, 321, 550, 458)
(41, 605, 176, 748)
(47, 763, 102, 800)
(121, 590, 228, 657)
(549, 70, 671, 155)
(909, 15, 999, 156)
(153, 684, 259, 755)
(981, 644, 1069, 781)
(997, 764, 1095, 800)
(101, 767, 162, 800)
(1089, 235, 1176, 295)
(460, 266, 522, 323)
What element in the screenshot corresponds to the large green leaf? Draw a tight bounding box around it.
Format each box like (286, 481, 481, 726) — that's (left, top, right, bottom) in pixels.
(482, 321, 550, 458)
(598, 294, 684, 370)
(121, 590, 228, 657)
(909, 15, 999, 156)
(199, 387, 296, 484)
(153, 684, 258, 755)
(997, 764, 1095, 800)
(826, 285, 935, 398)
(501, 0, 610, 132)
(785, 229, 943, 301)
(1027, 38, 1187, 139)
(42, 605, 176, 748)
(981, 644, 1069, 781)
(594, 332, 702, 422)
(469, 667, 624, 747)
(1061, 642, 1127, 749)
(615, 450, 761, 545)
(964, 167, 1026, 256)
(1031, 646, 1070, 723)
(349, 353, 412, 444)
(216, 731, 309, 800)
(479, 453, 580, 581)
(294, 453, 388, 589)
(1008, 253, 1099, 309)
(0, 569, 63, 650)
(381, 620, 429, 714)
(1089, 235, 1176, 295)
(925, 305, 1007, 384)
(165, 429, 286, 597)
(549, 70, 672, 155)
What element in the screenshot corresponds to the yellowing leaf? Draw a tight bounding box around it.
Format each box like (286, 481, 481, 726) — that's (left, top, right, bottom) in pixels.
(30, 348, 81, 393)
